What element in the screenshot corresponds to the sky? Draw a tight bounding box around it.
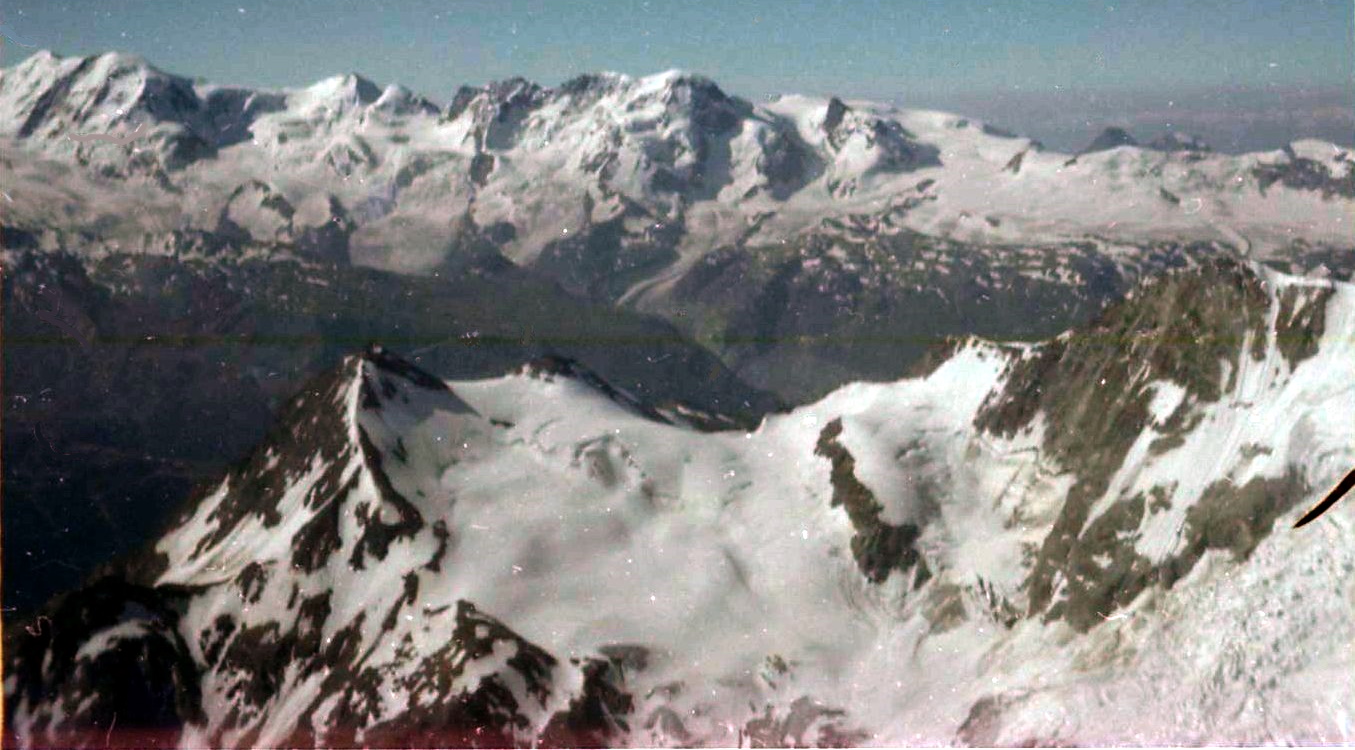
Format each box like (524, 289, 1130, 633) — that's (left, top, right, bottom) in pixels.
(1, 0, 1351, 151)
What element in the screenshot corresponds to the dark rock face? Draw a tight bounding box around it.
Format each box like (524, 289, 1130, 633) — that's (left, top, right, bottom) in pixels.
(197, 86, 288, 148)
(977, 258, 1271, 447)
(974, 258, 1295, 630)
(814, 418, 929, 586)
(957, 693, 1016, 746)
(1257, 242, 1355, 282)
(531, 195, 683, 303)
(1254, 147, 1355, 199)
(1162, 471, 1307, 587)
(199, 597, 565, 748)
(5, 577, 204, 749)
(339, 601, 563, 749)
(294, 195, 355, 264)
(452, 77, 549, 152)
(822, 97, 851, 147)
(538, 658, 635, 748)
(981, 123, 1021, 140)
(661, 73, 744, 135)
(1274, 284, 1335, 369)
(742, 696, 866, 748)
(754, 123, 822, 199)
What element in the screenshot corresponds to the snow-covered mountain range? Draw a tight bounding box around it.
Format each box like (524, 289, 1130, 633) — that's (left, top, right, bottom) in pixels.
(2, 51, 1352, 398)
(2, 50, 1351, 262)
(4, 50, 1354, 747)
(8, 257, 1354, 746)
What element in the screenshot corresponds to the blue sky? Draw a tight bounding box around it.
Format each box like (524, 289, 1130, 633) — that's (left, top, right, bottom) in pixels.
(2, 0, 1351, 150)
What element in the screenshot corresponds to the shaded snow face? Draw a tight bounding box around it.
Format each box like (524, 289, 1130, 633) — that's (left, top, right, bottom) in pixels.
(8, 261, 1355, 747)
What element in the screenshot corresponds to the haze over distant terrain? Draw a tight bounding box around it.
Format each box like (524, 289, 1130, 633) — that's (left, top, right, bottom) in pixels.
(902, 85, 1354, 155)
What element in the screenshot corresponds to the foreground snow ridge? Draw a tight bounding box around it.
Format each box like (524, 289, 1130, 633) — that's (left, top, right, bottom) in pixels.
(7, 261, 1354, 747)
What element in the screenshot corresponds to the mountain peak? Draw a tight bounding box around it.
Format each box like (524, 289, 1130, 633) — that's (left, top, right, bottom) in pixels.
(0, 48, 203, 144)
(559, 71, 632, 96)
(643, 67, 703, 85)
(91, 49, 161, 73)
(146, 344, 474, 586)
(1083, 125, 1139, 153)
(2, 48, 176, 93)
(298, 72, 381, 109)
(635, 68, 729, 101)
(17, 48, 162, 76)
(443, 75, 546, 123)
(457, 75, 543, 102)
(371, 82, 438, 116)
(359, 343, 456, 396)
